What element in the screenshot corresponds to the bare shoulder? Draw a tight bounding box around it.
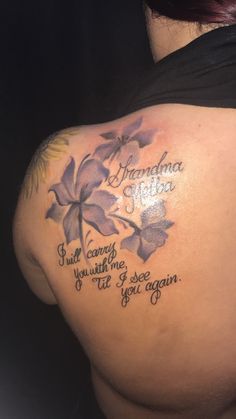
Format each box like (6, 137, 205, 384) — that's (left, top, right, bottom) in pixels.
(13, 104, 236, 308)
(13, 105, 236, 413)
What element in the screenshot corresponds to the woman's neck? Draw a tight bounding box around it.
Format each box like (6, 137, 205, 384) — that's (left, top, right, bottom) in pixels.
(145, 8, 221, 62)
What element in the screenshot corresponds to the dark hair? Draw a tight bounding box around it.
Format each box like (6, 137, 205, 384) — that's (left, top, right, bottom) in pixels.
(145, 0, 236, 24)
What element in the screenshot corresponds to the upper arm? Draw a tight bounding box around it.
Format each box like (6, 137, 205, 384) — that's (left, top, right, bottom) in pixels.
(12, 232, 57, 305)
(13, 127, 81, 304)
(13, 189, 58, 305)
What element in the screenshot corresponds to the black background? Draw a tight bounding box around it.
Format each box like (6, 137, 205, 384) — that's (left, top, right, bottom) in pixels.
(1, 1, 152, 418)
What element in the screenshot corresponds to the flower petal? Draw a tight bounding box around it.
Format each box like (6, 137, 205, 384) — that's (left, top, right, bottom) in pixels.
(76, 158, 109, 200)
(49, 182, 74, 206)
(131, 129, 156, 148)
(63, 204, 81, 244)
(82, 203, 118, 236)
(123, 117, 143, 137)
(121, 233, 140, 254)
(138, 238, 159, 262)
(61, 157, 75, 197)
(88, 190, 118, 210)
(141, 201, 167, 228)
(119, 142, 140, 165)
(141, 225, 168, 246)
(46, 202, 66, 223)
(49, 158, 76, 205)
(93, 142, 118, 161)
(100, 131, 118, 140)
(154, 220, 174, 230)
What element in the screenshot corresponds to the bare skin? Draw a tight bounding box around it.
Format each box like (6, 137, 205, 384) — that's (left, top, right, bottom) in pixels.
(14, 104, 236, 418)
(144, 6, 221, 62)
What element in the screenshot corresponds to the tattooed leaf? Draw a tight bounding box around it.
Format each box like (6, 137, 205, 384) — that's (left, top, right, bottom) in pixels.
(117, 219, 128, 229)
(87, 239, 94, 248)
(85, 230, 91, 242)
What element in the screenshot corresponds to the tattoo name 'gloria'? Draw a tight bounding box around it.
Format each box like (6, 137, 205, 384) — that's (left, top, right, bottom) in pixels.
(46, 116, 183, 306)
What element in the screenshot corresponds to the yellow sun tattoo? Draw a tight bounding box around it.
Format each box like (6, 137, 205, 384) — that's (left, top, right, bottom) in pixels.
(23, 128, 78, 199)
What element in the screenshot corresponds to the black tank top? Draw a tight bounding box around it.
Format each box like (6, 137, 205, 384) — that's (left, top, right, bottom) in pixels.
(125, 24, 236, 114)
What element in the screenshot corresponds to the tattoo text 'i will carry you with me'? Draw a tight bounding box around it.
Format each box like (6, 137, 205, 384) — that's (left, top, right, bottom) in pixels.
(43, 116, 184, 307)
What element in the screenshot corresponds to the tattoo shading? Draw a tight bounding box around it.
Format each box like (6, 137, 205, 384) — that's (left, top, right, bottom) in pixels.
(46, 117, 177, 265)
(23, 128, 78, 199)
(111, 200, 174, 262)
(94, 116, 156, 165)
(46, 155, 118, 262)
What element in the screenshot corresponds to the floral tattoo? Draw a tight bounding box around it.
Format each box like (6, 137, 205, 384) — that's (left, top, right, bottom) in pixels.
(94, 116, 156, 165)
(23, 128, 79, 198)
(46, 117, 174, 262)
(112, 201, 174, 262)
(46, 155, 118, 262)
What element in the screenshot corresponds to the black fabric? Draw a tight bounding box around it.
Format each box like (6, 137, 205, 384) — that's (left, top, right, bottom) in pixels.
(1, 2, 150, 418)
(125, 24, 236, 114)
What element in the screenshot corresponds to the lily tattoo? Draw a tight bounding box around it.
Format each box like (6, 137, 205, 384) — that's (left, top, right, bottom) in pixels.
(46, 118, 174, 263)
(111, 201, 174, 262)
(46, 155, 118, 261)
(94, 116, 156, 165)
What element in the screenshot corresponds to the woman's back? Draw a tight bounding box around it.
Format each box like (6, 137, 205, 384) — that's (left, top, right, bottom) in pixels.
(14, 103, 236, 418)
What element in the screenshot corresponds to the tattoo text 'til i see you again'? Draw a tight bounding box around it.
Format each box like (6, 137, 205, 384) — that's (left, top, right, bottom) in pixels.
(57, 240, 181, 308)
(26, 117, 184, 307)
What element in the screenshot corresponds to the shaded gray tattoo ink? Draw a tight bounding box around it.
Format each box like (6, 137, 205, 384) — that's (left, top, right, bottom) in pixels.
(94, 116, 156, 164)
(46, 155, 118, 262)
(111, 200, 174, 262)
(46, 117, 178, 265)
(107, 151, 184, 214)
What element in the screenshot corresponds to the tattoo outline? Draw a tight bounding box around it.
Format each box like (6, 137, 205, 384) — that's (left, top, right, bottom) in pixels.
(46, 117, 176, 263)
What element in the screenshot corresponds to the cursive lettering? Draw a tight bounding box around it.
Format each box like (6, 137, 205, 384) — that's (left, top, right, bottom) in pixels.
(107, 152, 183, 189)
(57, 243, 81, 267)
(145, 274, 179, 305)
(87, 242, 117, 264)
(92, 275, 112, 290)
